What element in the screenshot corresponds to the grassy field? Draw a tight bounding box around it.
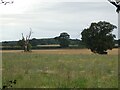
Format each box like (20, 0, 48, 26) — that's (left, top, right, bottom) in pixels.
(2, 49, 118, 88)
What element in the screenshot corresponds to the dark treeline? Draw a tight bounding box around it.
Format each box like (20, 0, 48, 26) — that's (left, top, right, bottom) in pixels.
(2, 38, 81, 46)
(1, 38, 86, 50)
(1, 38, 119, 50)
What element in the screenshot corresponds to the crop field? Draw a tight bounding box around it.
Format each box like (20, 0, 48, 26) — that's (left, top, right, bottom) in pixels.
(1, 49, 118, 88)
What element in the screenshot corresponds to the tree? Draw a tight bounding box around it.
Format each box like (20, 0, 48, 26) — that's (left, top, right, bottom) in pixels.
(18, 29, 32, 52)
(55, 32, 70, 48)
(108, 0, 120, 13)
(81, 21, 117, 54)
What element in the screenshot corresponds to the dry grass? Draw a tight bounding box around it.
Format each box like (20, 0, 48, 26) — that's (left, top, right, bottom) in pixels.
(2, 48, 118, 88)
(1, 48, 118, 55)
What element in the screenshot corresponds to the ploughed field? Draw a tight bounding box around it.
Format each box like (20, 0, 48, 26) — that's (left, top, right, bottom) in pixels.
(2, 49, 118, 88)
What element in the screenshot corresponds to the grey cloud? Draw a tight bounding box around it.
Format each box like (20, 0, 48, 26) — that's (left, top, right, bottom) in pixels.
(0, 2, 118, 41)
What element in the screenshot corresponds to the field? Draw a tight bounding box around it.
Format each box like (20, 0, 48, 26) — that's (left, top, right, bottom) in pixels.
(1, 49, 118, 88)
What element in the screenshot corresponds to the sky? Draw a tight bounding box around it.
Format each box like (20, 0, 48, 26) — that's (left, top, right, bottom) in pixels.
(0, 0, 118, 41)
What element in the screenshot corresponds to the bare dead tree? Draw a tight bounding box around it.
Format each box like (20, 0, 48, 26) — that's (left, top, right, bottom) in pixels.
(21, 29, 32, 52)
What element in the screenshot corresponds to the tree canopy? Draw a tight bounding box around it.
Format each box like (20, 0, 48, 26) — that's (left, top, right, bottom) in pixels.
(55, 32, 70, 48)
(81, 21, 117, 54)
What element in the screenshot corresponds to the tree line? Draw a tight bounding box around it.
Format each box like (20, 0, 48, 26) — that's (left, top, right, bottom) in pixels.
(2, 38, 86, 49)
(1, 21, 119, 54)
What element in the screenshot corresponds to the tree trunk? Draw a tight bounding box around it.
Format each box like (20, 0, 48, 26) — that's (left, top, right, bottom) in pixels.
(24, 45, 27, 52)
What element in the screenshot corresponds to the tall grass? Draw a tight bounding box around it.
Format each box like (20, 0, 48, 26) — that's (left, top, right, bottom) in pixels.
(2, 50, 118, 88)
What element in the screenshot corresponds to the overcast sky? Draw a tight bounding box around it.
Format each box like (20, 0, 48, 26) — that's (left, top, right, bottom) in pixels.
(0, 0, 118, 41)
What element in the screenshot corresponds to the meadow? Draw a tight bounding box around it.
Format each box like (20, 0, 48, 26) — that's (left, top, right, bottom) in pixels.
(2, 49, 118, 88)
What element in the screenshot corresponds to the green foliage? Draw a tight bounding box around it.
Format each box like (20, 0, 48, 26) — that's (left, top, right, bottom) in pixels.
(1, 39, 87, 50)
(55, 32, 70, 48)
(27, 43, 32, 52)
(81, 21, 117, 54)
(29, 38, 59, 46)
(17, 38, 25, 49)
(2, 41, 17, 47)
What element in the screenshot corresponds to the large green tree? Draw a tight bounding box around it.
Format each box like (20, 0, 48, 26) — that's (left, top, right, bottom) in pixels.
(81, 21, 117, 54)
(55, 32, 70, 48)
